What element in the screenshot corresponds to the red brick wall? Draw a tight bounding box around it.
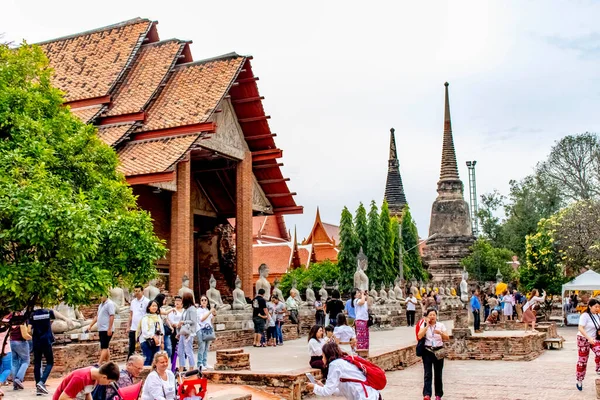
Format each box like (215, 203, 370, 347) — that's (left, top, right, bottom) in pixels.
(236, 153, 253, 295)
(133, 185, 172, 267)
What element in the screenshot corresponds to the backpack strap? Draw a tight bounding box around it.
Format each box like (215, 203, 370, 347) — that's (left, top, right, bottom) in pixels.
(339, 378, 369, 398)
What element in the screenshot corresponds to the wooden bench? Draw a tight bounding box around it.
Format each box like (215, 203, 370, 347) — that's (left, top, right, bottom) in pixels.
(544, 338, 564, 350)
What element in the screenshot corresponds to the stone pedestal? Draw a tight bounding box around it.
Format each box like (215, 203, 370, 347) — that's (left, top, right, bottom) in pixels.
(215, 349, 250, 371)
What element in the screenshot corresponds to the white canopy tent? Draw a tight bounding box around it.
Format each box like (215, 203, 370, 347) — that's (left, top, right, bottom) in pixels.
(562, 270, 600, 325)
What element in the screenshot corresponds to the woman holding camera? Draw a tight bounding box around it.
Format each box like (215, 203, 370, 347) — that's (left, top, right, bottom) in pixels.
(352, 289, 369, 352)
(138, 300, 165, 366)
(417, 308, 449, 400)
(576, 298, 600, 391)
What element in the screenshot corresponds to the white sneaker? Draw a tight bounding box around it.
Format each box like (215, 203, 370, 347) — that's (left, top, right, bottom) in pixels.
(204, 364, 213, 370)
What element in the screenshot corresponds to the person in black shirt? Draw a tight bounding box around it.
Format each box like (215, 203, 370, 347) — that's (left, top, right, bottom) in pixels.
(325, 290, 344, 327)
(29, 308, 56, 395)
(252, 289, 269, 347)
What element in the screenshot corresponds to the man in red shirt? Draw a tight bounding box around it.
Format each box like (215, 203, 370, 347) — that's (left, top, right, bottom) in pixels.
(52, 362, 120, 400)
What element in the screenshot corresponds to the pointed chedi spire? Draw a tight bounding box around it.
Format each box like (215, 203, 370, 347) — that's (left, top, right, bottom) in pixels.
(439, 82, 460, 182)
(384, 127, 407, 217)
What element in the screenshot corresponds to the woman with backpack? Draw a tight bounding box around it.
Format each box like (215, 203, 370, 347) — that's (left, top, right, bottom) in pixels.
(575, 298, 600, 391)
(417, 308, 449, 400)
(307, 341, 383, 399)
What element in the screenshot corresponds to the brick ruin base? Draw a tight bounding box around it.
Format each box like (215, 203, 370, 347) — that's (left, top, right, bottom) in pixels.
(447, 332, 547, 361)
(215, 349, 250, 371)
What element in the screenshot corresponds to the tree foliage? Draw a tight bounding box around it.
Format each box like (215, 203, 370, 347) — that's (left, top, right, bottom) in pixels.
(366, 201, 385, 285)
(401, 206, 425, 281)
(278, 260, 340, 298)
(538, 133, 600, 201)
(379, 201, 395, 282)
(354, 202, 368, 253)
(519, 217, 565, 294)
(337, 206, 360, 292)
(0, 43, 166, 314)
(460, 238, 515, 282)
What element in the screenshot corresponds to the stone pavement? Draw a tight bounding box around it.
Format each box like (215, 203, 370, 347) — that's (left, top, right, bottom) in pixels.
(4, 323, 594, 399)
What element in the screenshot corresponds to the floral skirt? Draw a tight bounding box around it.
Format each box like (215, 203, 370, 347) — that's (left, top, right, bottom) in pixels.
(355, 319, 369, 350)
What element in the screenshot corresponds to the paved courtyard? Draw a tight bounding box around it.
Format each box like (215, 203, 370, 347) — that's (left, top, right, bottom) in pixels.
(3, 323, 596, 399)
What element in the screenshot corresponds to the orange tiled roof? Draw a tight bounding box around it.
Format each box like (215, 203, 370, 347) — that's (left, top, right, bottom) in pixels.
(97, 124, 134, 147)
(323, 222, 340, 245)
(143, 54, 245, 131)
(39, 18, 152, 102)
(314, 246, 338, 263)
(253, 243, 293, 276)
(297, 244, 314, 267)
(106, 40, 185, 116)
(117, 133, 200, 176)
(70, 105, 104, 123)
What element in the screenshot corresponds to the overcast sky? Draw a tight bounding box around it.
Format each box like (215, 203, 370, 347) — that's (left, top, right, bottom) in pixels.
(3, 1, 600, 240)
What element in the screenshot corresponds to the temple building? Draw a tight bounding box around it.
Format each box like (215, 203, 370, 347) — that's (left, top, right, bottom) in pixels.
(302, 208, 339, 262)
(384, 128, 408, 218)
(37, 18, 302, 297)
(422, 83, 474, 281)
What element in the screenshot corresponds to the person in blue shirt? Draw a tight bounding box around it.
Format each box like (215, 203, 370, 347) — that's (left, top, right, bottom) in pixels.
(470, 289, 481, 333)
(344, 298, 356, 327)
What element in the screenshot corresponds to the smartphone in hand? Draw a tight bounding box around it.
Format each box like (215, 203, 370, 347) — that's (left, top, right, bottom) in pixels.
(305, 373, 316, 384)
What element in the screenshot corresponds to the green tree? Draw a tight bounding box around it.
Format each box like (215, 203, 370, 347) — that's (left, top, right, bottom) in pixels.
(460, 238, 515, 282)
(379, 201, 395, 283)
(337, 206, 360, 292)
(519, 217, 565, 294)
(355, 202, 368, 252)
(390, 217, 401, 281)
(279, 261, 340, 298)
(366, 201, 384, 285)
(0, 43, 166, 315)
(401, 206, 425, 281)
(476, 190, 505, 247)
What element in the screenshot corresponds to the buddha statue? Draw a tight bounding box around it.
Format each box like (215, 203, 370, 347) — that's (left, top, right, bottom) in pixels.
(306, 281, 317, 306)
(206, 274, 231, 311)
(319, 280, 328, 302)
(369, 282, 379, 300)
(232, 275, 252, 311)
(411, 279, 421, 300)
(290, 279, 306, 308)
(387, 284, 398, 303)
(178, 275, 195, 303)
(144, 279, 160, 301)
(460, 268, 469, 303)
(51, 303, 92, 334)
(438, 285, 446, 296)
(256, 263, 271, 301)
(272, 278, 284, 301)
(394, 277, 404, 300)
(109, 287, 129, 317)
(354, 248, 369, 291)
(379, 283, 391, 304)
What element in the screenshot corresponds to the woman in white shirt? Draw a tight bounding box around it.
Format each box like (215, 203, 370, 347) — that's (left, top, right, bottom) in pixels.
(308, 325, 327, 379)
(576, 299, 600, 391)
(333, 314, 357, 353)
(352, 289, 370, 352)
(522, 289, 546, 332)
(308, 342, 381, 400)
(177, 292, 197, 370)
(142, 351, 176, 400)
(196, 295, 217, 370)
(417, 308, 449, 400)
(138, 300, 165, 366)
(406, 293, 418, 327)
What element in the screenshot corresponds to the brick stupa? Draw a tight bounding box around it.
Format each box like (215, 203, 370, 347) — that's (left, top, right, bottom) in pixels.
(384, 128, 408, 218)
(423, 82, 474, 281)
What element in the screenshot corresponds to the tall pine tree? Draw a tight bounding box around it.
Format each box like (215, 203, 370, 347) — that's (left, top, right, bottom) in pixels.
(367, 200, 385, 285)
(401, 206, 425, 281)
(355, 202, 368, 251)
(338, 206, 360, 292)
(380, 201, 395, 284)
(391, 216, 402, 281)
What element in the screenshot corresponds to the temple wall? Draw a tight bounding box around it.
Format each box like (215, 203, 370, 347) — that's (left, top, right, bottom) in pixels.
(133, 185, 172, 268)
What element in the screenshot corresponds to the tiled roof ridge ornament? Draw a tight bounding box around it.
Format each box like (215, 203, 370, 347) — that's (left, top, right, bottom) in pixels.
(439, 82, 460, 183)
(384, 127, 407, 216)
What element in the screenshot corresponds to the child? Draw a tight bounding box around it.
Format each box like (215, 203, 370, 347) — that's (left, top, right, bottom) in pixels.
(324, 325, 335, 343)
(266, 301, 277, 347)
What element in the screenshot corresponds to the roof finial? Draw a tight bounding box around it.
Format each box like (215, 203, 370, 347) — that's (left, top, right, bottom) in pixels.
(439, 81, 460, 182)
(316, 207, 322, 223)
(389, 128, 398, 160)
